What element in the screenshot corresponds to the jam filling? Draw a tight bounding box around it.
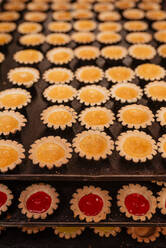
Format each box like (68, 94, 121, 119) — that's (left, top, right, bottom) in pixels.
(78, 193, 103, 216)
(125, 193, 150, 216)
(26, 191, 52, 214)
(0, 191, 7, 208)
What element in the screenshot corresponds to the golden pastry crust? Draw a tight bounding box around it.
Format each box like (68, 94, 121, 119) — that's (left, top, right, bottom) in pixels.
(138, 2, 160, 10)
(0, 52, 5, 63)
(76, 66, 103, 83)
(21, 226, 46, 234)
(99, 11, 121, 21)
(27, 3, 48, 11)
(92, 227, 121, 237)
(146, 10, 166, 20)
(18, 22, 42, 34)
(126, 32, 152, 44)
(46, 47, 73, 65)
(0, 22, 16, 32)
(72, 3, 91, 10)
(53, 11, 72, 21)
(156, 107, 166, 126)
(158, 44, 166, 58)
(53, 227, 85, 239)
(101, 45, 127, 60)
(4, 2, 25, 11)
(51, 3, 71, 11)
(70, 185, 112, 222)
(129, 44, 156, 60)
(14, 49, 43, 64)
(29, 136, 72, 169)
(0, 11, 20, 21)
(0, 184, 13, 215)
(0, 33, 12, 45)
(135, 64, 165, 81)
(116, 130, 157, 162)
(152, 180, 166, 187)
(124, 21, 148, 32)
(74, 46, 100, 60)
(46, 33, 70, 46)
(117, 184, 157, 221)
(94, 3, 114, 12)
(24, 12, 46, 22)
(152, 21, 166, 30)
(157, 187, 166, 214)
(19, 33, 45, 46)
(72, 130, 114, 160)
(115, 0, 135, 10)
(98, 22, 121, 32)
(105, 66, 135, 83)
(127, 227, 161, 243)
(0, 139, 25, 172)
(117, 104, 154, 129)
(144, 81, 166, 101)
(79, 107, 115, 130)
(18, 184, 59, 219)
(97, 32, 121, 44)
(155, 30, 166, 43)
(71, 32, 95, 44)
(72, 10, 93, 19)
(158, 134, 166, 158)
(43, 68, 73, 84)
(73, 20, 96, 31)
(8, 67, 40, 87)
(123, 9, 144, 20)
(48, 22, 71, 33)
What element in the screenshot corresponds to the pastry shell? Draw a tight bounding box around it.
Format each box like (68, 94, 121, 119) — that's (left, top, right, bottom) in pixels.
(74, 46, 100, 60)
(46, 47, 73, 65)
(19, 33, 45, 46)
(0, 184, 13, 215)
(157, 187, 166, 214)
(126, 32, 152, 44)
(14, 49, 43, 64)
(92, 227, 121, 237)
(0, 33, 12, 45)
(24, 12, 46, 22)
(105, 66, 135, 83)
(129, 44, 156, 60)
(53, 227, 85, 239)
(158, 134, 166, 158)
(144, 81, 166, 101)
(0, 11, 20, 21)
(127, 227, 161, 243)
(0, 22, 16, 32)
(98, 11, 121, 22)
(101, 45, 127, 60)
(21, 226, 46, 234)
(48, 22, 71, 33)
(18, 22, 42, 34)
(43, 67, 73, 84)
(123, 8, 144, 20)
(156, 107, 166, 126)
(46, 33, 70, 46)
(76, 66, 103, 83)
(4, 2, 25, 11)
(135, 64, 165, 81)
(97, 31, 121, 44)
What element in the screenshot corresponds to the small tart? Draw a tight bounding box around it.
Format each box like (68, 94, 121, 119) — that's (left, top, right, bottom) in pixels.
(0, 139, 25, 172)
(43, 68, 73, 84)
(18, 22, 42, 34)
(8, 67, 40, 87)
(94, 3, 114, 12)
(0, 22, 16, 32)
(21, 226, 46, 234)
(71, 32, 95, 44)
(72, 10, 93, 19)
(117, 184, 157, 221)
(124, 21, 148, 32)
(27, 3, 48, 11)
(76, 66, 103, 83)
(51, 3, 71, 11)
(157, 187, 166, 214)
(0, 11, 20, 21)
(41, 105, 77, 130)
(110, 83, 143, 103)
(24, 12, 46, 22)
(4, 2, 25, 11)
(53, 227, 85, 239)
(0, 184, 13, 215)
(98, 11, 121, 22)
(72, 3, 91, 10)
(158, 44, 166, 57)
(146, 10, 166, 20)
(129, 44, 156, 60)
(46, 47, 73, 65)
(92, 227, 121, 238)
(79, 107, 115, 130)
(116, 130, 157, 162)
(0, 53, 5, 63)
(156, 107, 166, 126)
(48, 22, 71, 33)
(158, 134, 166, 158)
(101, 45, 127, 60)
(115, 0, 134, 10)
(19, 34, 45, 47)
(53, 11, 72, 21)
(43, 84, 77, 103)
(18, 184, 59, 219)
(105, 66, 135, 83)
(152, 21, 166, 30)
(29, 136, 72, 168)
(0, 110, 27, 135)
(72, 130, 114, 160)
(74, 20, 96, 31)
(98, 22, 121, 32)
(126, 32, 152, 44)
(135, 64, 165, 81)
(144, 81, 166, 101)
(46, 33, 70, 46)
(138, 2, 160, 10)
(77, 85, 110, 106)
(0, 33, 12, 45)
(74, 46, 100, 60)
(70, 185, 112, 222)
(123, 9, 144, 20)
(117, 104, 154, 129)
(14, 49, 43, 64)
(155, 30, 166, 43)
(127, 227, 161, 243)
(0, 88, 31, 110)
(97, 32, 121, 44)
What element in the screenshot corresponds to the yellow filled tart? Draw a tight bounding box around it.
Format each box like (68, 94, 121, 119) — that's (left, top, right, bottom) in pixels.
(97, 32, 121, 44)
(156, 107, 166, 126)
(51, 3, 71, 11)
(129, 44, 156, 60)
(158, 44, 166, 57)
(115, 0, 135, 10)
(72, 10, 93, 19)
(99, 11, 121, 22)
(74, 46, 100, 60)
(127, 227, 161, 243)
(76, 66, 103, 83)
(152, 21, 166, 30)
(155, 30, 166, 42)
(46, 33, 70, 46)
(48, 22, 71, 33)
(126, 32, 152, 44)
(124, 21, 148, 32)
(94, 3, 114, 12)
(19, 34, 45, 46)
(158, 135, 166, 158)
(144, 81, 166, 101)
(98, 22, 121, 32)
(18, 22, 42, 34)
(53, 227, 85, 239)
(0, 11, 20, 21)
(92, 227, 121, 238)
(146, 10, 166, 20)
(53, 11, 72, 21)
(0, 53, 5, 63)
(14, 49, 43, 64)
(24, 12, 46, 22)
(101, 45, 127, 60)
(138, 2, 160, 10)
(43, 67, 73, 84)
(0, 33, 12, 45)
(72, 3, 91, 10)
(71, 32, 95, 44)
(105, 66, 135, 83)
(123, 9, 144, 20)
(46, 47, 73, 65)
(135, 64, 165, 81)
(4, 2, 25, 11)
(0, 22, 16, 32)
(27, 3, 48, 11)
(74, 20, 96, 31)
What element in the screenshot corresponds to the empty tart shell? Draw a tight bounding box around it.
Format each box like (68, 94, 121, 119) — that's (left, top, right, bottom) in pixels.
(0, 22, 16, 32)
(156, 107, 166, 126)
(127, 227, 161, 243)
(157, 187, 166, 214)
(92, 227, 121, 238)
(43, 84, 77, 103)
(97, 32, 121, 44)
(72, 10, 93, 19)
(126, 32, 152, 44)
(158, 134, 166, 158)
(41, 105, 77, 130)
(52, 11, 72, 21)
(117, 184, 157, 221)
(0, 33, 12, 45)
(0, 184, 13, 215)
(19, 33, 45, 46)
(155, 30, 166, 43)
(29, 136, 72, 169)
(0, 11, 20, 21)
(74, 46, 100, 60)
(4, 2, 25, 11)
(48, 22, 71, 33)
(73, 20, 96, 31)
(0, 88, 31, 110)
(98, 11, 121, 22)
(18, 22, 42, 34)
(77, 85, 110, 106)
(18, 184, 59, 219)
(43, 67, 73, 84)
(152, 21, 166, 30)
(123, 9, 144, 20)
(46, 33, 70, 46)
(76, 66, 103, 83)
(72, 130, 114, 160)
(110, 83, 143, 103)
(46, 47, 73, 65)
(14, 49, 43, 64)
(94, 3, 114, 12)
(138, 2, 160, 10)
(117, 104, 154, 129)
(21, 226, 46, 234)
(144, 81, 166, 101)
(8, 67, 40, 88)
(0, 52, 5, 63)
(24, 12, 47, 22)
(129, 44, 156, 60)
(0, 139, 25, 172)
(79, 106, 115, 130)
(0, 110, 27, 135)
(71, 32, 95, 44)
(98, 22, 121, 32)
(101, 45, 127, 60)
(115, 0, 135, 10)
(105, 66, 135, 83)
(27, 3, 48, 11)
(70, 185, 112, 222)
(116, 130, 157, 163)
(53, 227, 85, 239)
(135, 64, 165, 81)
(124, 21, 148, 32)
(146, 10, 166, 20)
(158, 44, 166, 57)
